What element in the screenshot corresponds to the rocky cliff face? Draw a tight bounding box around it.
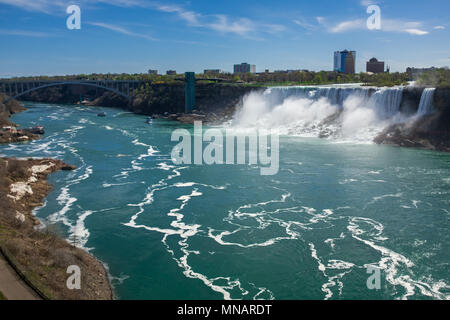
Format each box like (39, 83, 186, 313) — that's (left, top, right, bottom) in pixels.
(399, 86, 424, 115)
(374, 87, 450, 151)
(21, 85, 101, 104)
(20, 83, 258, 118)
(0, 93, 26, 126)
(128, 83, 258, 116)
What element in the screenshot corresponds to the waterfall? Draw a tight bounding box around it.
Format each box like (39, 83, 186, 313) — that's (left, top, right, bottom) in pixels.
(232, 85, 410, 142)
(417, 88, 436, 116)
(367, 87, 403, 119)
(261, 86, 402, 113)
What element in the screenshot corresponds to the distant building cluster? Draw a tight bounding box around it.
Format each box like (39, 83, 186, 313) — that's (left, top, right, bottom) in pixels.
(148, 50, 397, 76)
(273, 69, 309, 74)
(334, 50, 356, 74)
(233, 63, 256, 74)
(204, 69, 222, 75)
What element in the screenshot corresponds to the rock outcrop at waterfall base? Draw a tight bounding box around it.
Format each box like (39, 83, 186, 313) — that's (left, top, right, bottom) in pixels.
(374, 88, 450, 152)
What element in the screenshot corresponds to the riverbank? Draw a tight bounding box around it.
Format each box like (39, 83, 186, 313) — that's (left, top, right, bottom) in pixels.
(0, 95, 113, 300)
(0, 157, 113, 300)
(0, 94, 41, 144)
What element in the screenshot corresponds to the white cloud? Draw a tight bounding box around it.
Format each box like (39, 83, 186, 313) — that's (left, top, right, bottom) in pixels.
(88, 22, 157, 40)
(330, 19, 365, 33)
(293, 18, 316, 31)
(0, 0, 285, 39)
(0, 0, 148, 13)
(0, 0, 66, 13)
(156, 4, 201, 25)
(403, 29, 429, 35)
(316, 17, 325, 24)
(208, 15, 254, 35)
(326, 17, 429, 36)
(0, 29, 55, 37)
(154, 4, 284, 38)
(382, 19, 428, 35)
(360, 0, 378, 6)
(434, 25, 445, 30)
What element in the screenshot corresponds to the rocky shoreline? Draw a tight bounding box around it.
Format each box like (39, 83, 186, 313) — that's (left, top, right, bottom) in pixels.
(0, 94, 113, 300)
(0, 94, 42, 144)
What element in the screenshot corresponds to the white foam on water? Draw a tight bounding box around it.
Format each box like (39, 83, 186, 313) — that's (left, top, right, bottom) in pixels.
(68, 207, 118, 250)
(339, 178, 358, 185)
(324, 232, 345, 250)
(369, 192, 403, 204)
(47, 166, 93, 228)
(64, 125, 84, 133)
(347, 217, 449, 300)
(158, 162, 175, 171)
(102, 181, 142, 188)
(309, 243, 355, 300)
(123, 164, 275, 300)
(174, 182, 227, 190)
(137, 145, 159, 161)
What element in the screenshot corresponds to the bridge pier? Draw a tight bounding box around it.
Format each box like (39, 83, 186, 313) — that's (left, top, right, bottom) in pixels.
(185, 72, 195, 114)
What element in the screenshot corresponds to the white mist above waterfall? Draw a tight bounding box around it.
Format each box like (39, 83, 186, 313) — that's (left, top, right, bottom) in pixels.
(231, 85, 432, 143)
(232, 86, 403, 142)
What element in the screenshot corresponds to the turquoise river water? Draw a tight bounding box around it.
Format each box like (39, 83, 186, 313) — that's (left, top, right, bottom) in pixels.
(1, 98, 449, 300)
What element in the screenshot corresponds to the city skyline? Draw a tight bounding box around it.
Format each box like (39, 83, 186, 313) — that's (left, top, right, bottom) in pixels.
(0, 0, 449, 77)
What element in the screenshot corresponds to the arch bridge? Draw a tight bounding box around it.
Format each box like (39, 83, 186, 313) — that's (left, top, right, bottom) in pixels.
(0, 73, 230, 112)
(0, 80, 150, 104)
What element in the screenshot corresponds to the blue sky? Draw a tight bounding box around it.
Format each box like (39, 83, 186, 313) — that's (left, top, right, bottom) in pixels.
(0, 0, 449, 77)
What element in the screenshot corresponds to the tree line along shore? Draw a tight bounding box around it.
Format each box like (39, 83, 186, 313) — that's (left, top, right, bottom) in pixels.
(0, 93, 113, 300)
(3, 67, 449, 88)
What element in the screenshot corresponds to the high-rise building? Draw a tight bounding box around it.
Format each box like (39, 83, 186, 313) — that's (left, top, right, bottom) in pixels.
(148, 69, 158, 75)
(334, 50, 356, 74)
(234, 63, 256, 74)
(366, 58, 385, 73)
(166, 70, 177, 75)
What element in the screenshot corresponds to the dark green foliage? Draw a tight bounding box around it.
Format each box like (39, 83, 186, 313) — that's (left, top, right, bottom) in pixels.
(0, 71, 413, 87)
(416, 68, 450, 88)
